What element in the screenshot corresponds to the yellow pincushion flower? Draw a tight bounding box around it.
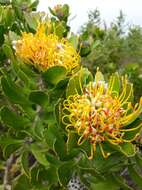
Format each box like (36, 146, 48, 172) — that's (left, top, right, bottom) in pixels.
(15, 23, 80, 72)
(62, 69, 142, 159)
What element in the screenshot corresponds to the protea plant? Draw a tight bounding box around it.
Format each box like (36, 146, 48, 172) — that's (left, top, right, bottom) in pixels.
(62, 68, 142, 159)
(15, 23, 80, 72)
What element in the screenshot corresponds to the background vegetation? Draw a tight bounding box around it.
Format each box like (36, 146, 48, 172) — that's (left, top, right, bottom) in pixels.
(80, 9, 142, 101)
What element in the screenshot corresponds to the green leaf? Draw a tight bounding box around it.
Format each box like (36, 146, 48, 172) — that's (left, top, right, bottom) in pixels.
(95, 69, 104, 82)
(96, 174, 133, 190)
(29, 91, 48, 107)
(128, 164, 142, 189)
(54, 135, 67, 161)
(92, 40, 101, 49)
(46, 153, 61, 167)
(117, 142, 136, 157)
(122, 119, 142, 141)
(66, 68, 93, 97)
(12, 175, 31, 190)
(64, 149, 80, 160)
(67, 132, 79, 152)
(91, 175, 119, 190)
(0, 137, 23, 158)
(122, 82, 134, 104)
(42, 66, 67, 86)
(69, 35, 79, 49)
(5, 7, 15, 27)
(19, 63, 38, 79)
(62, 4, 70, 21)
(1, 77, 30, 105)
(1, 106, 29, 129)
(0, 0, 10, 5)
(45, 125, 67, 161)
(80, 42, 91, 57)
(1, 75, 35, 117)
(0, 137, 23, 148)
(0, 185, 4, 190)
(41, 110, 56, 126)
(30, 144, 49, 166)
(112, 175, 133, 190)
(2, 44, 14, 61)
(79, 140, 93, 159)
(21, 151, 30, 178)
(7, 31, 20, 41)
(4, 144, 21, 158)
(0, 25, 5, 44)
(54, 21, 67, 38)
(49, 4, 69, 22)
(135, 153, 142, 168)
(123, 106, 142, 127)
(58, 161, 75, 186)
(24, 12, 38, 30)
(29, 0, 39, 11)
(17, 70, 29, 87)
(12, 62, 37, 89)
(44, 126, 57, 148)
(54, 98, 63, 126)
(33, 121, 45, 140)
(30, 165, 41, 187)
(92, 149, 126, 173)
(91, 169, 132, 190)
(38, 166, 58, 186)
(79, 168, 103, 181)
(110, 73, 120, 94)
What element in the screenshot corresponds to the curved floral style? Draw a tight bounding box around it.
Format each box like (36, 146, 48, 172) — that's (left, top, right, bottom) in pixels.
(62, 69, 142, 159)
(15, 23, 80, 72)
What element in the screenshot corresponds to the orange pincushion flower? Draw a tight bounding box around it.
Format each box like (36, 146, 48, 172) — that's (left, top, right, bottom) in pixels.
(62, 69, 142, 159)
(15, 23, 80, 72)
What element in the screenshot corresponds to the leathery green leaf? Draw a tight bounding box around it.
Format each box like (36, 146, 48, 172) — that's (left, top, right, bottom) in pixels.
(116, 142, 136, 157)
(95, 68, 104, 82)
(135, 153, 142, 168)
(29, 91, 48, 107)
(66, 68, 93, 97)
(111, 73, 120, 94)
(30, 144, 49, 166)
(21, 151, 30, 178)
(1, 76, 30, 105)
(128, 164, 142, 189)
(42, 66, 67, 85)
(58, 161, 75, 187)
(0, 106, 30, 129)
(122, 119, 142, 141)
(91, 174, 119, 190)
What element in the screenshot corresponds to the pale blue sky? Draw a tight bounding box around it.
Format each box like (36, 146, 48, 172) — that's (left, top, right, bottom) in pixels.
(38, 0, 142, 33)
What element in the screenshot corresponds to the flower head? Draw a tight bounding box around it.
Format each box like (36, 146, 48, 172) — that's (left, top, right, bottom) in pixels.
(62, 69, 142, 159)
(15, 23, 80, 72)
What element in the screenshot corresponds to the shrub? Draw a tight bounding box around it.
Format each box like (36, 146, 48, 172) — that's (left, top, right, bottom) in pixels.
(0, 1, 142, 190)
